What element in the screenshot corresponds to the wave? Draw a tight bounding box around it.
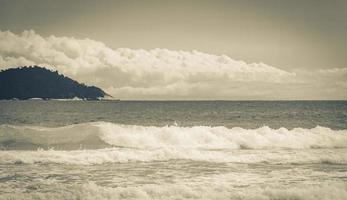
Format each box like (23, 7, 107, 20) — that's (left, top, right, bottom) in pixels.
(1, 122, 347, 150)
(0, 123, 112, 150)
(1, 122, 347, 165)
(1, 147, 346, 165)
(1, 181, 347, 200)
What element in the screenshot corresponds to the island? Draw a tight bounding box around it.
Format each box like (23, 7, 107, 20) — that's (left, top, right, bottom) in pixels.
(0, 66, 110, 100)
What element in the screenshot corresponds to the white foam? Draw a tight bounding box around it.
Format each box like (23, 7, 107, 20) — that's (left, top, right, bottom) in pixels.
(97, 122, 347, 149)
(1, 122, 347, 150)
(0, 147, 346, 165)
(1, 122, 347, 164)
(1, 181, 346, 200)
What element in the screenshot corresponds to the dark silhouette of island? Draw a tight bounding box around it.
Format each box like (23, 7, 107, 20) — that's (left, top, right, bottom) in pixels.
(0, 66, 109, 100)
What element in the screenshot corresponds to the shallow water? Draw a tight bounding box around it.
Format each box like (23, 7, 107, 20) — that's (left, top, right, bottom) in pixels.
(0, 101, 346, 199)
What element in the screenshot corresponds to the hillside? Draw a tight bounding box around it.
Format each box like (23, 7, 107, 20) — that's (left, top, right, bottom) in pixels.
(0, 66, 108, 100)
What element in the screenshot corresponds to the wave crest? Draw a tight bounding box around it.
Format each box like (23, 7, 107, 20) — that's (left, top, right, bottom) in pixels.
(1, 122, 346, 150)
(1, 122, 347, 165)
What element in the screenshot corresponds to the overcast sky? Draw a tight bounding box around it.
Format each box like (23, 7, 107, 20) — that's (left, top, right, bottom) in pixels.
(0, 0, 346, 99)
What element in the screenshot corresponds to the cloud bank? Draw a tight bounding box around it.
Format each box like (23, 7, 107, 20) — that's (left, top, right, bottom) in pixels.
(0, 30, 346, 99)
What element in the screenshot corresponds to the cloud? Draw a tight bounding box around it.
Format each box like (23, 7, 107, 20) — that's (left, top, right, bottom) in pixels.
(0, 30, 346, 99)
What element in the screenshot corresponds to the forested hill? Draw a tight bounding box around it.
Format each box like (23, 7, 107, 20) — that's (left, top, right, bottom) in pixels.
(0, 66, 108, 100)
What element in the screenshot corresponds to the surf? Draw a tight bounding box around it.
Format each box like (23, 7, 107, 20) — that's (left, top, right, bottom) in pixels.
(1, 122, 346, 151)
(1, 122, 347, 165)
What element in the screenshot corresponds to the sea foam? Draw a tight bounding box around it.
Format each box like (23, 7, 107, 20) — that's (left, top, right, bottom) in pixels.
(1, 147, 347, 165)
(1, 181, 347, 200)
(0, 122, 347, 165)
(1, 122, 346, 150)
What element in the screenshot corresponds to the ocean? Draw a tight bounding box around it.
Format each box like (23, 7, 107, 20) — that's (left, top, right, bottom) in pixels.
(0, 100, 346, 200)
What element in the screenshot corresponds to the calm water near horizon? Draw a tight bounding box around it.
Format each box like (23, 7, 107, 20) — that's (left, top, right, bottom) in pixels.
(1, 100, 346, 129)
(0, 100, 347, 199)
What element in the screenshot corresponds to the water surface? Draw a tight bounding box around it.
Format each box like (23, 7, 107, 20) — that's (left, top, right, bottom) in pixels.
(0, 101, 346, 199)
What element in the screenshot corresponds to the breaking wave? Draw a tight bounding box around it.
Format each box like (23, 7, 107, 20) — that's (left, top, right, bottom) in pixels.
(1, 147, 346, 165)
(0, 122, 347, 165)
(1, 122, 346, 150)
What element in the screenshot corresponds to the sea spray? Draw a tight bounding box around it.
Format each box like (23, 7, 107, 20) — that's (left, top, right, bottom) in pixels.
(1, 122, 347, 150)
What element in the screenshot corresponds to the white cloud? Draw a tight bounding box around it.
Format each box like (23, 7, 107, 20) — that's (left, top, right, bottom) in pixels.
(0, 30, 346, 99)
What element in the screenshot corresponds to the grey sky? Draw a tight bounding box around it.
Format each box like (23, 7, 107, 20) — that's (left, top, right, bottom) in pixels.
(0, 0, 346, 100)
(1, 0, 347, 70)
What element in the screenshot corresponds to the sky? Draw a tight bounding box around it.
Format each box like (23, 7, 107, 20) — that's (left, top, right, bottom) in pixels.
(0, 0, 346, 100)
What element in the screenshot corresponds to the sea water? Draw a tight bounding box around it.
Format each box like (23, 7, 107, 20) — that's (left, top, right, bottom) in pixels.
(0, 100, 346, 199)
